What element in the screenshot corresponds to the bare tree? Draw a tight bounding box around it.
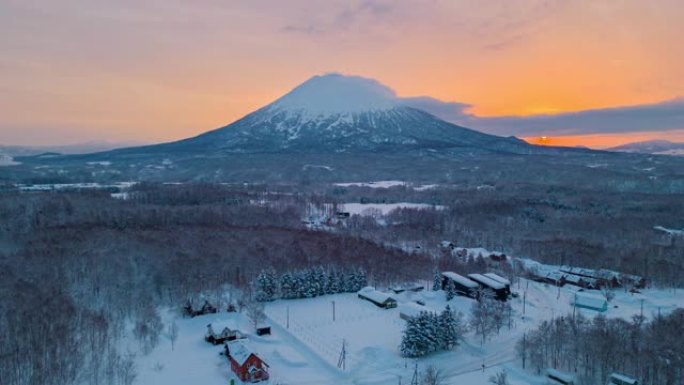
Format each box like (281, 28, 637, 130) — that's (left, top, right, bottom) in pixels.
(245, 301, 266, 330)
(422, 365, 444, 385)
(489, 370, 509, 385)
(167, 319, 179, 351)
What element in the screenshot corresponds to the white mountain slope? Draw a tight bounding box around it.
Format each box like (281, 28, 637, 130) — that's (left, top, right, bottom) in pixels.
(138, 73, 531, 155)
(609, 140, 684, 156)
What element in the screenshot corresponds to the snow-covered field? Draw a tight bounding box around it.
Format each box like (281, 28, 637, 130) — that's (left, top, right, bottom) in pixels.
(135, 279, 684, 385)
(341, 202, 445, 216)
(335, 181, 439, 191)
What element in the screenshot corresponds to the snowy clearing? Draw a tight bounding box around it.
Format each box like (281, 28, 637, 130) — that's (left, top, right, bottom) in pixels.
(135, 278, 684, 385)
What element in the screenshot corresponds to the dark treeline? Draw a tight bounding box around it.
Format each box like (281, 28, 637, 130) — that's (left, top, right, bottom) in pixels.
(519, 310, 684, 385)
(327, 183, 684, 287)
(0, 184, 431, 385)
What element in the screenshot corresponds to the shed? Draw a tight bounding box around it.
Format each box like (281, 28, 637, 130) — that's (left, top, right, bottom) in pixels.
(357, 287, 398, 309)
(256, 324, 271, 336)
(399, 303, 435, 321)
(608, 373, 638, 385)
(225, 340, 269, 383)
(572, 292, 608, 312)
(205, 324, 239, 345)
(441, 272, 479, 297)
(546, 368, 575, 385)
(390, 283, 424, 294)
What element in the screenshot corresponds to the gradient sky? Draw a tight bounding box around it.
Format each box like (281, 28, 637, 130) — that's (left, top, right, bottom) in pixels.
(1, 0, 684, 148)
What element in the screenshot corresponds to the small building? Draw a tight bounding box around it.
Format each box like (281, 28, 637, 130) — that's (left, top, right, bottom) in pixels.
(255, 324, 271, 336)
(390, 283, 425, 294)
(183, 299, 217, 318)
(546, 368, 575, 385)
(441, 272, 479, 298)
(572, 292, 608, 312)
(225, 340, 269, 383)
(357, 287, 398, 309)
(399, 302, 435, 321)
(607, 373, 638, 385)
(467, 273, 509, 301)
(205, 324, 239, 345)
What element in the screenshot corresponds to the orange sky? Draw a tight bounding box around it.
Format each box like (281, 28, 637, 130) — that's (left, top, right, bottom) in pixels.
(1, 1, 683, 148)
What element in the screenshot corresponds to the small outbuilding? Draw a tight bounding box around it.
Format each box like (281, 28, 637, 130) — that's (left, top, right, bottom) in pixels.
(357, 287, 398, 309)
(546, 368, 575, 385)
(607, 373, 638, 385)
(205, 324, 239, 345)
(390, 283, 425, 294)
(255, 324, 271, 336)
(572, 292, 608, 312)
(225, 340, 269, 383)
(399, 303, 435, 321)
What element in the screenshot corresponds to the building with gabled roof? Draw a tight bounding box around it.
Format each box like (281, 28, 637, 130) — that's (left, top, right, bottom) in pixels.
(224, 340, 269, 383)
(357, 287, 397, 309)
(572, 292, 608, 312)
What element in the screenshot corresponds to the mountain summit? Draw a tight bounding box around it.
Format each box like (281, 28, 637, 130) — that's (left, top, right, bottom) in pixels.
(152, 73, 530, 154)
(270, 73, 399, 114)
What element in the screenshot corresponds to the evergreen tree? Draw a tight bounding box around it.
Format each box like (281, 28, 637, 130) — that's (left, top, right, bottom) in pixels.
(432, 272, 442, 291)
(400, 314, 429, 358)
(255, 270, 276, 302)
(446, 279, 456, 301)
(280, 273, 294, 300)
(439, 305, 464, 350)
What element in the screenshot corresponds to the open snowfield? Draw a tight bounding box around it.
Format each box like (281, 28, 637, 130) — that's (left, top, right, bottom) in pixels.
(135, 279, 684, 385)
(341, 202, 445, 216)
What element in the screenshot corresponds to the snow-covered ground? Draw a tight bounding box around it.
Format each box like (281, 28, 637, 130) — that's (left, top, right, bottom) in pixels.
(17, 181, 136, 191)
(334, 181, 439, 191)
(341, 202, 445, 216)
(135, 279, 684, 385)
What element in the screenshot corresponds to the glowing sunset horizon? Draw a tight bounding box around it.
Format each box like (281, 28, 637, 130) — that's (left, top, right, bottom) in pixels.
(1, 1, 683, 148)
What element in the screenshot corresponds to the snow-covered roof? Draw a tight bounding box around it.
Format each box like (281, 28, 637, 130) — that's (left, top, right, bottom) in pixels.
(358, 289, 396, 304)
(483, 273, 511, 286)
(573, 293, 607, 310)
(563, 274, 584, 284)
(441, 272, 478, 288)
(546, 368, 575, 383)
(467, 273, 506, 290)
(399, 303, 433, 319)
(226, 340, 262, 367)
(609, 373, 638, 384)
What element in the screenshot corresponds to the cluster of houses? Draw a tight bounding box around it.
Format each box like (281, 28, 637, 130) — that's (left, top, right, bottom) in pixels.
(528, 265, 645, 290)
(203, 323, 271, 383)
(183, 300, 218, 318)
(191, 302, 271, 383)
(440, 271, 512, 301)
(546, 368, 638, 385)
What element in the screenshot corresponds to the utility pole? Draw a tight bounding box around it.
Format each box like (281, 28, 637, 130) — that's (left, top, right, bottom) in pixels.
(332, 300, 336, 322)
(410, 361, 419, 385)
(523, 290, 527, 316)
(640, 299, 644, 318)
(286, 306, 290, 329)
(522, 332, 526, 369)
(337, 339, 347, 370)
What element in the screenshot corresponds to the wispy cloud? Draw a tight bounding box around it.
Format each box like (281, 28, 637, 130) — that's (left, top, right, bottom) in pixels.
(404, 96, 684, 137)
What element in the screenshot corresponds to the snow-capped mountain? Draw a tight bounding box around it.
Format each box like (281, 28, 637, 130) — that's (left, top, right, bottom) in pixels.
(126, 73, 531, 155)
(609, 140, 684, 156)
(24, 73, 679, 183)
